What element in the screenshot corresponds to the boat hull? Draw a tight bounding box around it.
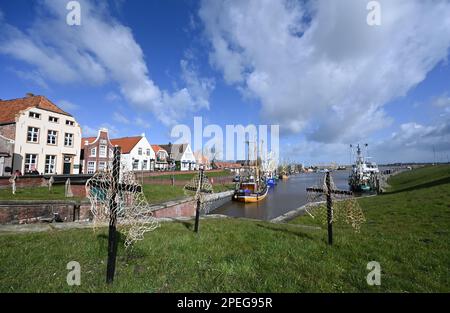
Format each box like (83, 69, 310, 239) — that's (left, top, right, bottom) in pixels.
(233, 186, 269, 203)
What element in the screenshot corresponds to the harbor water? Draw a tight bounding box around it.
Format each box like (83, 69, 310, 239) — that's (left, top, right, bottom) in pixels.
(213, 170, 351, 220)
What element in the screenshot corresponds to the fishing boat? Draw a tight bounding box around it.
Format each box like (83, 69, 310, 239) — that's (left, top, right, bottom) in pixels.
(348, 144, 379, 192)
(233, 140, 269, 202)
(233, 179, 269, 202)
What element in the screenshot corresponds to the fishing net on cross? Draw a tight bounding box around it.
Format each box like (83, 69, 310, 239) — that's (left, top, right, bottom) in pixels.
(306, 173, 366, 232)
(85, 151, 159, 248)
(183, 169, 215, 214)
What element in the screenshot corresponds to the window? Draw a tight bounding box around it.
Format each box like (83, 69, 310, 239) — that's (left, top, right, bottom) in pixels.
(99, 145, 106, 157)
(47, 130, 57, 145)
(132, 160, 139, 170)
(24, 154, 38, 173)
(29, 112, 41, 119)
(143, 160, 148, 170)
(48, 116, 59, 123)
(87, 161, 96, 174)
(66, 120, 75, 126)
(146, 149, 151, 156)
(64, 133, 74, 147)
(98, 161, 106, 171)
(109, 148, 114, 157)
(27, 127, 39, 143)
(45, 155, 57, 174)
(138, 148, 143, 155)
(157, 151, 166, 161)
(90, 147, 97, 157)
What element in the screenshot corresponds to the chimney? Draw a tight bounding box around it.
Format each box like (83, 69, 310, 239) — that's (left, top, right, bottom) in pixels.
(141, 132, 146, 137)
(26, 92, 35, 97)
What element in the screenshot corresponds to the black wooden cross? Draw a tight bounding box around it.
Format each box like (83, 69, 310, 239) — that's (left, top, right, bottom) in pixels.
(87, 146, 142, 283)
(184, 167, 212, 233)
(306, 171, 353, 245)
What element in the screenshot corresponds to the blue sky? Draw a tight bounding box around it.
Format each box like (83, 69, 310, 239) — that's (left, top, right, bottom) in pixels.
(1, 0, 450, 164)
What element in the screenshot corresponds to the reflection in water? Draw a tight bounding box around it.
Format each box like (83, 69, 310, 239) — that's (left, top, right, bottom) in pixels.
(212, 171, 351, 220)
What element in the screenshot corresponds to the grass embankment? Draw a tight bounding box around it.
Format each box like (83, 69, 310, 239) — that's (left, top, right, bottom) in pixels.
(0, 170, 234, 203)
(145, 170, 232, 180)
(0, 185, 78, 201)
(0, 165, 449, 292)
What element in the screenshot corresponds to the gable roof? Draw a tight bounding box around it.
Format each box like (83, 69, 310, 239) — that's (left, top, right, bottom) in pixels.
(81, 137, 97, 146)
(0, 95, 71, 124)
(151, 145, 167, 153)
(159, 143, 189, 161)
(110, 136, 142, 154)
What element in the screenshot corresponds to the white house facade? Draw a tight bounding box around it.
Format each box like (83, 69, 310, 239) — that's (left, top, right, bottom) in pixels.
(0, 95, 82, 175)
(111, 134, 156, 172)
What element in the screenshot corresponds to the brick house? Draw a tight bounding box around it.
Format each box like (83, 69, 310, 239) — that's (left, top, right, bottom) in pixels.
(0, 94, 82, 175)
(80, 128, 114, 174)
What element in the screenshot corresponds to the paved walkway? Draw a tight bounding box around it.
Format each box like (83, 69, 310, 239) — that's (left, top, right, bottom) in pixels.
(0, 214, 229, 234)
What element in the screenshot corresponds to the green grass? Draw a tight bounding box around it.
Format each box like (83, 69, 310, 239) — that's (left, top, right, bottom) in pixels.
(145, 170, 232, 180)
(0, 182, 234, 203)
(0, 185, 82, 201)
(0, 165, 449, 292)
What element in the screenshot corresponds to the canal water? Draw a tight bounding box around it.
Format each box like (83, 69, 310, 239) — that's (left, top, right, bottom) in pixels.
(212, 170, 351, 220)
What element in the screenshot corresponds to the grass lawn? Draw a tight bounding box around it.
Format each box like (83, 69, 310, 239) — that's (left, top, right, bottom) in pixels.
(0, 182, 235, 203)
(0, 185, 83, 201)
(0, 165, 448, 292)
(145, 170, 232, 181)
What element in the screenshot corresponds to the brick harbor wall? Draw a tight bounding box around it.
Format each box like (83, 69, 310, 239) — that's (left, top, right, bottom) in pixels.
(0, 200, 92, 224)
(0, 190, 234, 224)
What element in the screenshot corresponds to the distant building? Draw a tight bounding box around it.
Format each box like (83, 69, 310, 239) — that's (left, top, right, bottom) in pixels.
(0, 134, 14, 176)
(151, 145, 169, 170)
(212, 161, 243, 174)
(80, 128, 114, 174)
(111, 134, 156, 171)
(194, 150, 211, 170)
(159, 143, 196, 171)
(0, 94, 81, 175)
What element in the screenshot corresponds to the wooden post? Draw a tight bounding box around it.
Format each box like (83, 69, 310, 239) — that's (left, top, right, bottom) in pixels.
(106, 146, 120, 284)
(326, 171, 333, 245)
(194, 168, 204, 233)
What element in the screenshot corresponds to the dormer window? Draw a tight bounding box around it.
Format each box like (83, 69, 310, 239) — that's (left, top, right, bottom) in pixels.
(49, 116, 59, 123)
(66, 120, 75, 126)
(29, 112, 41, 119)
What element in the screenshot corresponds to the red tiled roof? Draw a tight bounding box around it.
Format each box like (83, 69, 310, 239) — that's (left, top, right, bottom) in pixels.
(110, 136, 142, 154)
(151, 145, 166, 153)
(0, 95, 71, 124)
(81, 137, 96, 147)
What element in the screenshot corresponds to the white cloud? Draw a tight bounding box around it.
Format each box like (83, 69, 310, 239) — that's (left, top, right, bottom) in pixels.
(199, 0, 450, 143)
(0, 0, 213, 126)
(135, 117, 150, 129)
(105, 91, 121, 102)
(432, 93, 450, 108)
(113, 112, 130, 124)
(58, 99, 79, 112)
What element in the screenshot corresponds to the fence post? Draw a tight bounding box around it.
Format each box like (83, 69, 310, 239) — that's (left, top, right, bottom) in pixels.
(326, 171, 333, 245)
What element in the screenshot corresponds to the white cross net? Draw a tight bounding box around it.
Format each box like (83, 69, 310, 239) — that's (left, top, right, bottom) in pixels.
(85, 155, 159, 248)
(306, 173, 366, 232)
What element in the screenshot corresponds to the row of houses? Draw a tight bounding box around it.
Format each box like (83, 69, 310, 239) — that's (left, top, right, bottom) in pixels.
(0, 94, 203, 176)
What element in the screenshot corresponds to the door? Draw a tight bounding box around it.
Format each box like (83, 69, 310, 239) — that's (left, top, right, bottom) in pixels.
(0, 157, 4, 176)
(63, 156, 72, 174)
